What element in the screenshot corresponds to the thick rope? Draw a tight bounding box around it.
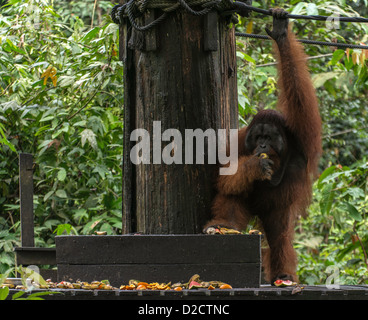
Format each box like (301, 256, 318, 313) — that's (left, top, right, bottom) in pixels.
(110, 0, 368, 49)
(126, 0, 168, 31)
(112, 0, 368, 25)
(111, 0, 240, 28)
(235, 32, 368, 50)
(133, 0, 233, 12)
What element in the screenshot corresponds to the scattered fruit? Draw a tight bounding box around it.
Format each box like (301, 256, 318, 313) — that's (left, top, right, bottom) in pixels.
(205, 226, 241, 235)
(3, 274, 233, 292)
(274, 279, 296, 287)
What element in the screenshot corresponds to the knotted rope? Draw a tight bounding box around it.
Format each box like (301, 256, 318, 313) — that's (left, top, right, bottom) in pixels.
(111, 0, 247, 29)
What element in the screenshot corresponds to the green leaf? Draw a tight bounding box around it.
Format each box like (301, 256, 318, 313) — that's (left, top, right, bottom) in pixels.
(336, 241, 362, 262)
(40, 115, 55, 122)
(312, 72, 340, 88)
(0, 287, 9, 300)
(82, 27, 100, 43)
(329, 49, 345, 66)
(343, 202, 362, 221)
(35, 125, 51, 137)
(57, 168, 67, 181)
(73, 209, 88, 224)
(20, 291, 61, 300)
(319, 183, 335, 215)
(44, 219, 61, 230)
(55, 189, 67, 198)
(306, 3, 318, 15)
(44, 190, 54, 202)
(341, 187, 365, 199)
(73, 120, 87, 127)
(0, 270, 11, 286)
(11, 290, 25, 300)
(93, 165, 108, 179)
(54, 223, 72, 235)
(236, 51, 256, 64)
(81, 128, 97, 150)
(0, 123, 17, 152)
(290, 2, 306, 15)
(58, 75, 76, 88)
(318, 165, 338, 189)
(5, 38, 26, 54)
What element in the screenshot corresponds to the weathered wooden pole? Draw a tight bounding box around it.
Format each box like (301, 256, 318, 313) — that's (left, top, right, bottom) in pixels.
(116, 1, 238, 234)
(19, 153, 35, 247)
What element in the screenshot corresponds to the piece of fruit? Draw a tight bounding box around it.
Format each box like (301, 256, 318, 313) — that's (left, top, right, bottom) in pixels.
(189, 281, 202, 290)
(249, 229, 262, 235)
(274, 279, 295, 287)
(137, 284, 147, 290)
(274, 279, 283, 286)
(125, 284, 135, 290)
(137, 282, 149, 287)
(219, 227, 241, 234)
(259, 153, 269, 159)
(219, 284, 232, 289)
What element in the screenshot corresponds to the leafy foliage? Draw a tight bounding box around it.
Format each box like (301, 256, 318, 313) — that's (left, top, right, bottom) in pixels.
(0, 266, 58, 299)
(295, 163, 368, 285)
(0, 0, 123, 273)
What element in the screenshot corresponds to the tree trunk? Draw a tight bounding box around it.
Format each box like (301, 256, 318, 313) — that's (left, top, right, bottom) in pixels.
(121, 7, 238, 234)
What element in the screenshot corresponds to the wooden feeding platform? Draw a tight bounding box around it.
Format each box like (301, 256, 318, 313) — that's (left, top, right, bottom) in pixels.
(7, 285, 368, 300)
(13, 157, 368, 301)
(55, 234, 262, 288)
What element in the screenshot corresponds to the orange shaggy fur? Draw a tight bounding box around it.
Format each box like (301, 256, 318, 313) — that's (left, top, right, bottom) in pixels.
(204, 18, 322, 283)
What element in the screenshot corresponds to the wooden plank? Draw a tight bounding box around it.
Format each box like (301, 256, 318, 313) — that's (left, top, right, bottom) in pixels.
(8, 285, 368, 300)
(15, 247, 56, 265)
(55, 235, 261, 264)
(57, 263, 261, 288)
(19, 153, 34, 247)
(121, 6, 136, 234)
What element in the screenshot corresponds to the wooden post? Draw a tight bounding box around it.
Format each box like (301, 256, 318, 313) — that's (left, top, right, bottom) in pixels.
(19, 153, 34, 247)
(16, 153, 57, 275)
(121, 7, 238, 234)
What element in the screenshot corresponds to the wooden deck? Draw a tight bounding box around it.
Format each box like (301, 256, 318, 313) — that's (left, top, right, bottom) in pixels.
(8, 284, 368, 300)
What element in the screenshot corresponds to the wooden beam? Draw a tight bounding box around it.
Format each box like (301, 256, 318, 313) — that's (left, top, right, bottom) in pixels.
(19, 153, 34, 247)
